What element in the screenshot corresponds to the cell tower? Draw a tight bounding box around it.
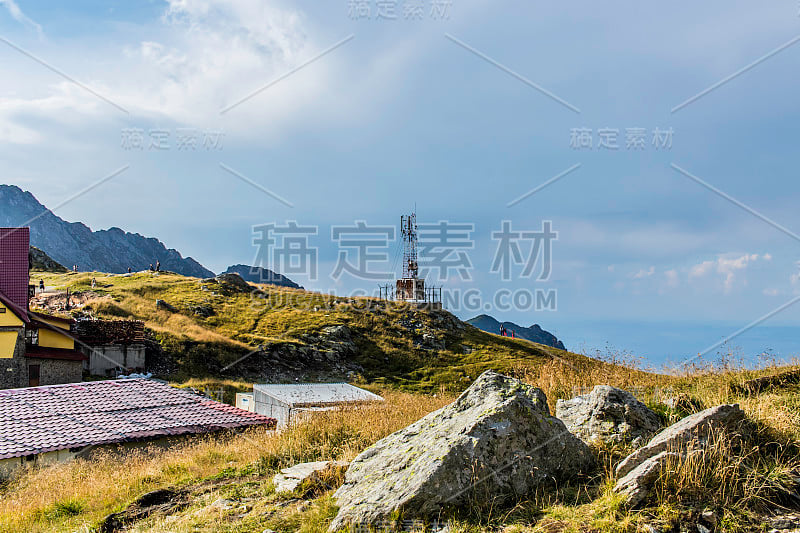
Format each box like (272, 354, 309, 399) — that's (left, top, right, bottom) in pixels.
(395, 211, 432, 303)
(379, 209, 442, 307)
(401, 213, 418, 279)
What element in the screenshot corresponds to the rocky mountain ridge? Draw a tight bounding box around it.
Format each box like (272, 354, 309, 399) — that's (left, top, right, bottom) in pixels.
(0, 185, 214, 278)
(466, 313, 566, 350)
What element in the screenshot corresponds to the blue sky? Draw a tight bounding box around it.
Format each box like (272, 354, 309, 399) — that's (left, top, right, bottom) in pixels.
(2, 1, 800, 364)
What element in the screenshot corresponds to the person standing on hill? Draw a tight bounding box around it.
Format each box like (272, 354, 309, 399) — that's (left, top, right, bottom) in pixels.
(39, 279, 44, 293)
(156, 260, 161, 272)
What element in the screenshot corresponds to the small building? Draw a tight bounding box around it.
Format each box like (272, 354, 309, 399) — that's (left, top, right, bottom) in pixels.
(236, 392, 255, 412)
(74, 319, 148, 376)
(0, 378, 276, 477)
(251, 383, 384, 428)
(0, 228, 86, 389)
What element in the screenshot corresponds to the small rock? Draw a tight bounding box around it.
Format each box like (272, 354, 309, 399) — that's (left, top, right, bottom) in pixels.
(210, 498, 236, 510)
(699, 510, 717, 529)
(273, 461, 349, 494)
(614, 404, 745, 506)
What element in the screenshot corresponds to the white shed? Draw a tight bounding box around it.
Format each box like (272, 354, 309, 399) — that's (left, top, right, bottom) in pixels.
(252, 383, 383, 428)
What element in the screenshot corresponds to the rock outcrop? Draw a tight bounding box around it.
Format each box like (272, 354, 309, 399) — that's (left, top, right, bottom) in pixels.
(329, 370, 595, 531)
(556, 386, 661, 445)
(614, 404, 745, 506)
(213, 272, 253, 293)
(221, 264, 301, 289)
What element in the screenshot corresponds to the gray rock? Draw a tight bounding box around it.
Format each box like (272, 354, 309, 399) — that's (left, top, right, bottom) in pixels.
(215, 272, 253, 293)
(555, 385, 661, 445)
(329, 370, 595, 531)
(155, 299, 177, 313)
(613, 404, 745, 506)
(273, 461, 349, 494)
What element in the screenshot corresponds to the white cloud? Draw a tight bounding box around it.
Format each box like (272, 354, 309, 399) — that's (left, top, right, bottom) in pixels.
(633, 266, 655, 279)
(665, 269, 679, 288)
(689, 253, 764, 293)
(0, 0, 42, 37)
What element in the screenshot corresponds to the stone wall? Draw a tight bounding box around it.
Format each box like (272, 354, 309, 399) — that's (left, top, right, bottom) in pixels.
(0, 327, 25, 389)
(37, 358, 83, 386)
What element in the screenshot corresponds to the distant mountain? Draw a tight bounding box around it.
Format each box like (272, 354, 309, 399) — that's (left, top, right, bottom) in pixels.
(466, 314, 566, 350)
(0, 185, 214, 278)
(222, 264, 301, 289)
(29, 246, 68, 273)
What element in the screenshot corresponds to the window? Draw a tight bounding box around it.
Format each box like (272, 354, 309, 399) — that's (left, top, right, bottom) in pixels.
(25, 328, 38, 346)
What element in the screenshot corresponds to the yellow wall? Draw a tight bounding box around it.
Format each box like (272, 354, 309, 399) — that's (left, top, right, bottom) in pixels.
(38, 328, 74, 350)
(0, 331, 19, 359)
(34, 316, 71, 329)
(0, 303, 23, 327)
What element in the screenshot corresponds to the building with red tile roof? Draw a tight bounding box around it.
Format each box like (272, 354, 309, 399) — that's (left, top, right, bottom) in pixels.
(0, 378, 275, 475)
(0, 228, 87, 389)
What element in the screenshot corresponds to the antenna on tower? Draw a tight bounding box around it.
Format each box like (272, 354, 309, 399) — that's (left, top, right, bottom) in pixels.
(400, 212, 418, 279)
(380, 207, 443, 308)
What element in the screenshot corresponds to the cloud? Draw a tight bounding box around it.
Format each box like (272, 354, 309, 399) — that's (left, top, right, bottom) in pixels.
(665, 269, 679, 288)
(689, 253, 765, 293)
(0, 0, 42, 37)
(632, 266, 655, 279)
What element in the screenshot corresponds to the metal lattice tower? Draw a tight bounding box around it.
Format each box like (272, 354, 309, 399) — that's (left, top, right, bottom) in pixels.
(401, 213, 418, 279)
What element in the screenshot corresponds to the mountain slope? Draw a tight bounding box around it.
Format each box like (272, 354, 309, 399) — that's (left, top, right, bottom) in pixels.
(466, 314, 566, 350)
(29, 270, 605, 392)
(222, 264, 301, 289)
(0, 185, 214, 277)
(29, 246, 68, 273)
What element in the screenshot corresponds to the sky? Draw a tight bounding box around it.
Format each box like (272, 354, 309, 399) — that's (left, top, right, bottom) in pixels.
(1, 1, 800, 366)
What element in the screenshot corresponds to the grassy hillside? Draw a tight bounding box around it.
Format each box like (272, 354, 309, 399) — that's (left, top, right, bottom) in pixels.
(30, 270, 653, 399)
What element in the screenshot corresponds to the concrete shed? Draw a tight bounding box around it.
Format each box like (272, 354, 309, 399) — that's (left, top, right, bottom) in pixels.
(252, 383, 383, 428)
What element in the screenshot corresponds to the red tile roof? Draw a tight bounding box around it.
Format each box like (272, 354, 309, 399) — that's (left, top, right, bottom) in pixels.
(25, 347, 88, 362)
(0, 227, 30, 311)
(0, 379, 276, 460)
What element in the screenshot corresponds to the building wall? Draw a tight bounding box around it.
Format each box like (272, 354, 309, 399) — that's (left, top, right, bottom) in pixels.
(0, 448, 81, 478)
(0, 301, 23, 327)
(236, 393, 255, 412)
(38, 328, 74, 350)
(36, 358, 82, 386)
(82, 344, 146, 376)
(0, 328, 25, 389)
(253, 392, 291, 428)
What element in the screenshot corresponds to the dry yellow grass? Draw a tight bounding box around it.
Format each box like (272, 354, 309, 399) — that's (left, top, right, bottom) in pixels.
(0, 391, 451, 533)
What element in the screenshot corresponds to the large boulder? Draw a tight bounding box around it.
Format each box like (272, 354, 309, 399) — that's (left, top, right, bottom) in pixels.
(555, 386, 661, 445)
(328, 371, 595, 531)
(614, 404, 745, 506)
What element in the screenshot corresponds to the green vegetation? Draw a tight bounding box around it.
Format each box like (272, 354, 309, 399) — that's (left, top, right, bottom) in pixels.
(10, 270, 799, 532)
(31, 270, 627, 398)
